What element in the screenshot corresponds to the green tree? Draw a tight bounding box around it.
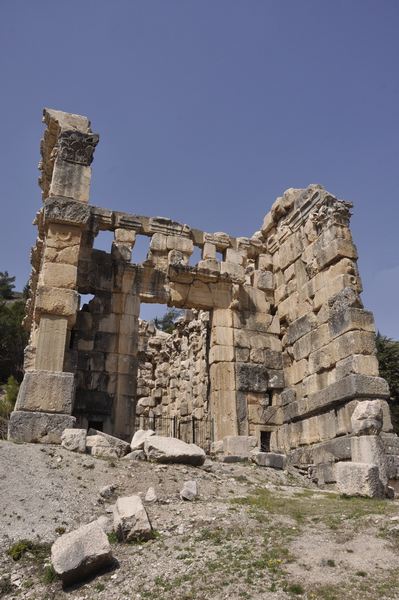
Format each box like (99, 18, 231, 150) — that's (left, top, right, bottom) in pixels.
(0, 271, 15, 300)
(0, 375, 19, 418)
(154, 308, 183, 333)
(0, 300, 28, 382)
(376, 332, 399, 433)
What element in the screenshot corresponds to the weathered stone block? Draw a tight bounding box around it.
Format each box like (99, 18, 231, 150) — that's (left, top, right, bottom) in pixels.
(15, 370, 75, 414)
(61, 428, 87, 453)
(87, 429, 130, 457)
(144, 436, 206, 465)
(351, 400, 383, 435)
(336, 462, 384, 498)
(44, 196, 91, 227)
(351, 435, 388, 486)
(8, 410, 76, 444)
(51, 521, 113, 585)
(253, 452, 286, 470)
(328, 308, 375, 339)
(40, 262, 77, 290)
(223, 435, 258, 457)
(236, 363, 268, 392)
(35, 285, 79, 320)
(286, 313, 318, 345)
(113, 495, 153, 542)
(35, 315, 68, 371)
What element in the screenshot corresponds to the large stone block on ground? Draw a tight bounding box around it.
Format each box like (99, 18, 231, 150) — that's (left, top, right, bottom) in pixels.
(87, 429, 130, 458)
(252, 452, 286, 470)
(223, 435, 258, 458)
(144, 435, 206, 466)
(351, 400, 383, 436)
(15, 370, 75, 414)
(130, 428, 155, 451)
(61, 428, 87, 453)
(113, 495, 152, 542)
(51, 521, 113, 585)
(351, 435, 388, 486)
(336, 462, 385, 498)
(8, 410, 76, 444)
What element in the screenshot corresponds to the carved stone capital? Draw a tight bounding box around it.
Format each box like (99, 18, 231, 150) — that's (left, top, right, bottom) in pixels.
(310, 196, 353, 231)
(57, 130, 99, 166)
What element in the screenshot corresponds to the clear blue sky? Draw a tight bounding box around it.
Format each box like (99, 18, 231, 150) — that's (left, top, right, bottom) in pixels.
(1, 0, 398, 336)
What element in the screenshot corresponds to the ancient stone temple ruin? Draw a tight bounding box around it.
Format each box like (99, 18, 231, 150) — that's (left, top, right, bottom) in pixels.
(8, 108, 396, 481)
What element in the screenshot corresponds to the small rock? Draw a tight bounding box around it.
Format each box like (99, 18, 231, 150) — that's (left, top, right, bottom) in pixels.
(180, 480, 197, 501)
(122, 450, 146, 461)
(100, 484, 117, 499)
(145, 487, 157, 503)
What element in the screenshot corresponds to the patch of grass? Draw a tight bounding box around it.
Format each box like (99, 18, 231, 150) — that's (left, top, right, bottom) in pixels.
(287, 582, 304, 595)
(107, 531, 118, 544)
(326, 559, 335, 567)
(55, 526, 66, 535)
(6, 539, 50, 562)
(355, 571, 367, 577)
(231, 487, 396, 528)
(42, 564, 57, 584)
(94, 582, 105, 592)
(0, 576, 12, 595)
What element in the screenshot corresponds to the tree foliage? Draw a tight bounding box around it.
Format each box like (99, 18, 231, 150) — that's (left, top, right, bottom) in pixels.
(154, 308, 183, 334)
(0, 375, 19, 418)
(0, 271, 15, 300)
(0, 300, 28, 382)
(376, 333, 399, 434)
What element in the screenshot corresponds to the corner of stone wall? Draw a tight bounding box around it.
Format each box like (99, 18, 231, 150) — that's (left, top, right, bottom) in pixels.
(260, 184, 391, 470)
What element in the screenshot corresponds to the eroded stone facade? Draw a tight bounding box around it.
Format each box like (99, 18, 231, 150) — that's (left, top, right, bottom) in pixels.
(9, 109, 395, 474)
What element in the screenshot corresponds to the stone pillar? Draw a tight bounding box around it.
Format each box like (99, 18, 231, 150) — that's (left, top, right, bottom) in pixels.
(8, 109, 98, 443)
(209, 308, 237, 439)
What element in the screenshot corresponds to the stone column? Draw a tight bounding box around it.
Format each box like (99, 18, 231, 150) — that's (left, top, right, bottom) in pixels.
(8, 109, 98, 443)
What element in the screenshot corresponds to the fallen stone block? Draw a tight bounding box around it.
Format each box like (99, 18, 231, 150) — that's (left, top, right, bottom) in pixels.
(8, 411, 76, 444)
(144, 436, 206, 466)
(308, 462, 336, 484)
(223, 435, 258, 458)
(87, 429, 130, 458)
(51, 521, 113, 585)
(252, 452, 286, 470)
(61, 428, 86, 453)
(130, 429, 155, 451)
(336, 462, 385, 498)
(113, 495, 152, 542)
(180, 480, 197, 501)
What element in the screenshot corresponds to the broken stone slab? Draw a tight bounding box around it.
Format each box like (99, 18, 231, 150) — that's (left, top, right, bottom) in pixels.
(130, 428, 155, 451)
(61, 428, 86, 453)
(351, 400, 383, 436)
(8, 411, 76, 444)
(144, 436, 206, 466)
(15, 370, 75, 414)
(180, 480, 198, 501)
(113, 495, 153, 542)
(87, 429, 130, 457)
(252, 452, 286, 470)
(51, 521, 113, 585)
(223, 435, 258, 458)
(336, 462, 385, 498)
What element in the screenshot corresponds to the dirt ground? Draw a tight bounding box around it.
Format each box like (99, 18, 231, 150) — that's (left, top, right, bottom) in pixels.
(1, 440, 399, 600)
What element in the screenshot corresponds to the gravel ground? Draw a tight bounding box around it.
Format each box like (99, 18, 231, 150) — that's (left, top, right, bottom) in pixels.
(1, 441, 399, 600)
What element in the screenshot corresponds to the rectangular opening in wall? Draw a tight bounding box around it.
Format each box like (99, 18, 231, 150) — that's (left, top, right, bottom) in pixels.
(88, 420, 103, 432)
(260, 430, 271, 453)
(93, 230, 114, 252)
(188, 245, 202, 267)
(131, 235, 150, 264)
